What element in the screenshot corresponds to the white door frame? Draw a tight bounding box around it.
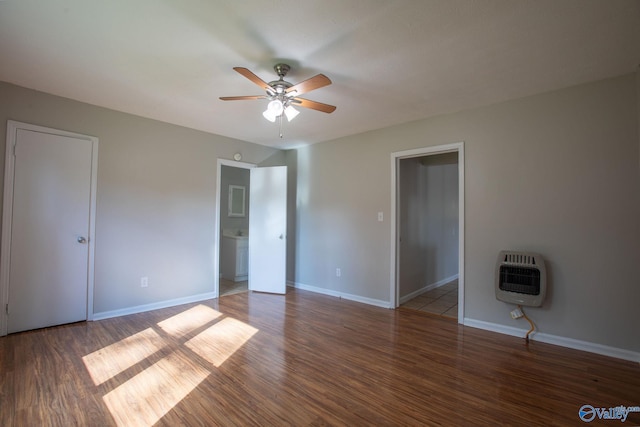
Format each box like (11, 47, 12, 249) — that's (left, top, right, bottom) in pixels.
(390, 142, 465, 323)
(0, 120, 99, 336)
(214, 158, 256, 298)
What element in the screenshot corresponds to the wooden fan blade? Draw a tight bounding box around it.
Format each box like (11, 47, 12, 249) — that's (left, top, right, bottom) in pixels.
(291, 97, 336, 113)
(219, 95, 266, 101)
(233, 67, 271, 90)
(285, 74, 331, 96)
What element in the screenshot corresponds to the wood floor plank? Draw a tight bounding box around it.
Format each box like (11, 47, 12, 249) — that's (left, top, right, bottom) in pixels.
(0, 288, 639, 426)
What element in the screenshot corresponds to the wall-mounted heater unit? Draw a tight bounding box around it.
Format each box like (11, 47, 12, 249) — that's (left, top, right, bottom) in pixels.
(495, 251, 546, 307)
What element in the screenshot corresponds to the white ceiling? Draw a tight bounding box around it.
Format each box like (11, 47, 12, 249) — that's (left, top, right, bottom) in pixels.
(1, 1, 638, 149)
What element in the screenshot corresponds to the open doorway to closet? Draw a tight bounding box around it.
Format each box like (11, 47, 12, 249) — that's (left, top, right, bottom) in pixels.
(390, 143, 464, 323)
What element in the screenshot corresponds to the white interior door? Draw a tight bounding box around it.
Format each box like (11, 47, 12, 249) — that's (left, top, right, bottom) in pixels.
(6, 127, 95, 333)
(249, 166, 287, 294)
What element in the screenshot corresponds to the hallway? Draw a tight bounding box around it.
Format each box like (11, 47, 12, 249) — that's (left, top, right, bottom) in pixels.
(400, 279, 458, 320)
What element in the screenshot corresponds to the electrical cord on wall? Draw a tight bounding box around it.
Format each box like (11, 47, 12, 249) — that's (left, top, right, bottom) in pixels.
(518, 304, 536, 342)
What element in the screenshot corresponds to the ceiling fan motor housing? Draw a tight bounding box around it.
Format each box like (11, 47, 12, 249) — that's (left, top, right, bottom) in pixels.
(268, 63, 293, 95)
(273, 63, 290, 78)
(267, 80, 293, 95)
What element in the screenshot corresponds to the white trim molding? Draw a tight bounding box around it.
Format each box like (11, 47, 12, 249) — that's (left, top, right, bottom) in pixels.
(93, 292, 217, 321)
(464, 318, 640, 363)
(288, 281, 391, 309)
(390, 142, 465, 322)
(214, 158, 256, 299)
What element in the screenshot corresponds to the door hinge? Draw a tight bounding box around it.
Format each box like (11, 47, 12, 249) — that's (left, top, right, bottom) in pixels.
(5, 304, 8, 315)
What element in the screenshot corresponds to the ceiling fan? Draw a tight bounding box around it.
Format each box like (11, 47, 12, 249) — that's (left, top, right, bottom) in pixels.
(220, 63, 336, 137)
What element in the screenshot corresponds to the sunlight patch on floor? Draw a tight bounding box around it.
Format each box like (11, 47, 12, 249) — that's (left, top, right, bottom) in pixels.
(185, 317, 258, 367)
(157, 304, 222, 338)
(103, 350, 210, 427)
(82, 328, 165, 386)
(85, 304, 260, 425)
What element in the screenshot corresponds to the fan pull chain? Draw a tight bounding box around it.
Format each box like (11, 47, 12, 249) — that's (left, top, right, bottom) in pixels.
(279, 113, 284, 138)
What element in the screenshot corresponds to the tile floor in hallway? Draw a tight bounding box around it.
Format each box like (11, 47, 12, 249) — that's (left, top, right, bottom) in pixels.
(400, 280, 458, 320)
(219, 279, 248, 296)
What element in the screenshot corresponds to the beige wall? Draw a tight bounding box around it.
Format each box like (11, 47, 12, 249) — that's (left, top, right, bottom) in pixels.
(0, 82, 280, 314)
(293, 74, 640, 352)
(2, 74, 638, 353)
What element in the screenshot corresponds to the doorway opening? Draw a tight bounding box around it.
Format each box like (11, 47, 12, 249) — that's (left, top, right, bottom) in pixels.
(390, 143, 464, 323)
(215, 160, 253, 297)
(214, 160, 288, 298)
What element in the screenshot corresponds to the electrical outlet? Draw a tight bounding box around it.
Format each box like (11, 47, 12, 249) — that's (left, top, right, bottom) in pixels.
(510, 308, 523, 319)
(141, 276, 149, 288)
(336, 268, 341, 277)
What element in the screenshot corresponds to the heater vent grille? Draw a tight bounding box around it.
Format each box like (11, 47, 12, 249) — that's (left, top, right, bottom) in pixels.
(495, 251, 546, 307)
(503, 253, 536, 265)
(498, 266, 540, 295)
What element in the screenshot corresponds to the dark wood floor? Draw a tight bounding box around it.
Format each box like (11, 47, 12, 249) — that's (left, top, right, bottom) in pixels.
(1, 288, 639, 426)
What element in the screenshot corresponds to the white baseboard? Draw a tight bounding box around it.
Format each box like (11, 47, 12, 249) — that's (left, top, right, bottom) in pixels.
(92, 291, 217, 321)
(399, 274, 459, 304)
(463, 318, 640, 363)
(287, 281, 392, 308)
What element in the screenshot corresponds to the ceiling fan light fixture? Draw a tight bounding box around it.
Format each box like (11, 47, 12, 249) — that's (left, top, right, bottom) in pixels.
(267, 99, 283, 115)
(262, 109, 277, 122)
(284, 105, 299, 121)
(263, 99, 284, 122)
(221, 63, 336, 135)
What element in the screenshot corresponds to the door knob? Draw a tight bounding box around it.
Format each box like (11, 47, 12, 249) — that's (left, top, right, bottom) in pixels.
(77, 237, 87, 244)
(279, 234, 284, 240)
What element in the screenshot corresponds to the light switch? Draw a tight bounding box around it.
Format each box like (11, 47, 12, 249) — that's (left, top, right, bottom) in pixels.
(377, 212, 384, 222)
